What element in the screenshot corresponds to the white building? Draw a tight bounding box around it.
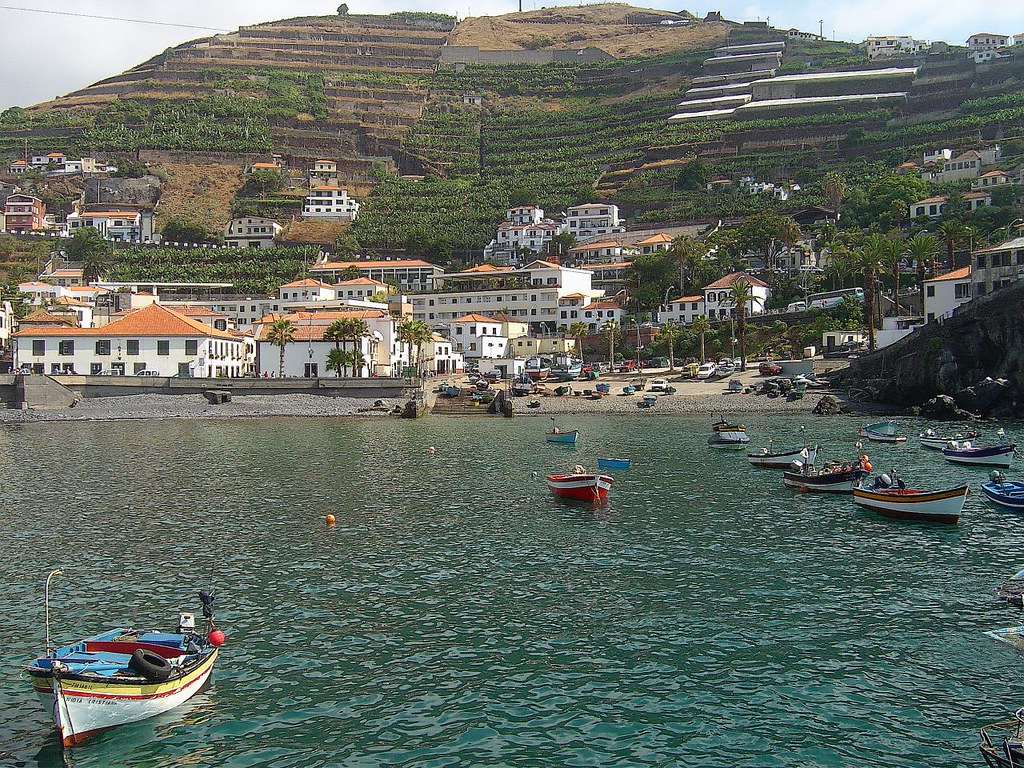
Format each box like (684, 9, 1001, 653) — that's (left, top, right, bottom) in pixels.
(278, 278, 336, 303)
(923, 266, 972, 323)
(254, 309, 406, 378)
(703, 272, 770, 321)
(12, 303, 248, 377)
(570, 240, 637, 266)
(66, 210, 143, 241)
(563, 203, 624, 240)
(7, 160, 30, 175)
(636, 233, 673, 255)
(310, 258, 441, 292)
(864, 35, 928, 59)
(556, 294, 625, 333)
(659, 295, 706, 325)
(224, 217, 282, 249)
(333, 277, 389, 301)
(0, 300, 13, 354)
(413, 260, 602, 333)
(30, 152, 65, 166)
(447, 313, 508, 360)
(302, 186, 359, 220)
(909, 196, 948, 219)
(972, 170, 1012, 190)
(967, 33, 1010, 51)
(425, 332, 463, 375)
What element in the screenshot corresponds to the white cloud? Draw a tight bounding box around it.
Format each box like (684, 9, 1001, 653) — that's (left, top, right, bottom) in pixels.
(1, 1, 1020, 109)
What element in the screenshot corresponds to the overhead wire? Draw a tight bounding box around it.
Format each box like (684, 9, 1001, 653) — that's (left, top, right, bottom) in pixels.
(0, 5, 230, 33)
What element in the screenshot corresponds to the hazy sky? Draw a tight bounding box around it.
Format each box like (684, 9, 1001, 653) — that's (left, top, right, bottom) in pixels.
(1, 1, 1020, 109)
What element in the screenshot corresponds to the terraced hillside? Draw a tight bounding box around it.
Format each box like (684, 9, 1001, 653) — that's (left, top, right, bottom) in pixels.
(3, 5, 1024, 260)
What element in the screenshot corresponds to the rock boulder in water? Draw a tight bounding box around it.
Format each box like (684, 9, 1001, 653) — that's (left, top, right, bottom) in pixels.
(812, 394, 845, 416)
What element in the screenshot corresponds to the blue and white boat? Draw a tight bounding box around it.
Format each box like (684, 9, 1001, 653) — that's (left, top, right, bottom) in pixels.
(981, 473, 1024, 510)
(942, 442, 1016, 468)
(859, 421, 907, 444)
(550, 355, 582, 382)
(597, 457, 631, 470)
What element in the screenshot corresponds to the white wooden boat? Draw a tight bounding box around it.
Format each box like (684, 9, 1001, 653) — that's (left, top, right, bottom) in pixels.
(747, 443, 818, 469)
(853, 477, 969, 524)
(942, 442, 1016, 468)
(919, 428, 979, 450)
(546, 473, 613, 503)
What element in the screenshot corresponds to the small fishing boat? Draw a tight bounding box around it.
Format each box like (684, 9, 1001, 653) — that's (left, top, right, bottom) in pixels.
(547, 470, 613, 503)
(919, 427, 978, 450)
(525, 356, 551, 381)
(441, 385, 460, 398)
(858, 421, 907, 443)
(747, 443, 818, 469)
(708, 415, 750, 450)
(26, 572, 224, 747)
(981, 471, 1024, 510)
(783, 458, 868, 494)
(510, 372, 534, 397)
(942, 442, 1016, 468)
(622, 385, 636, 395)
(979, 707, 1024, 768)
(596, 383, 611, 394)
(597, 457, 631, 470)
(994, 566, 1024, 606)
(549, 355, 582, 382)
(852, 472, 969, 524)
(545, 430, 579, 444)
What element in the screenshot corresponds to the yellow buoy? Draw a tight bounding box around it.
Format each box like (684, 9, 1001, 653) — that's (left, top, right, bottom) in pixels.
(325, 514, 336, 525)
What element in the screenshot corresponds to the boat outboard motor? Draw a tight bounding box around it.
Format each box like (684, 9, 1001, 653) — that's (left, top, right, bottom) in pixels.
(875, 473, 893, 489)
(790, 460, 803, 472)
(199, 589, 215, 620)
(991, 470, 1007, 484)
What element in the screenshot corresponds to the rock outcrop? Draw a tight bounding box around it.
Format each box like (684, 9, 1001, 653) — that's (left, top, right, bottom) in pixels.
(812, 394, 846, 415)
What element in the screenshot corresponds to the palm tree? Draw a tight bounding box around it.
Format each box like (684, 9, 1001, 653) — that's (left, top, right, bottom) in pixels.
(324, 320, 346, 350)
(728, 281, 752, 371)
(669, 235, 704, 294)
(779, 217, 802, 276)
(905, 233, 940, 292)
(851, 243, 883, 352)
(326, 348, 348, 377)
(822, 171, 846, 213)
(65, 228, 113, 285)
(349, 348, 367, 378)
(936, 220, 969, 274)
(656, 321, 678, 371)
(344, 318, 370, 364)
(602, 319, 619, 369)
(873, 234, 905, 315)
(691, 315, 710, 362)
(824, 247, 851, 290)
(266, 317, 296, 377)
(568, 321, 588, 361)
(398, 319, 432, 376)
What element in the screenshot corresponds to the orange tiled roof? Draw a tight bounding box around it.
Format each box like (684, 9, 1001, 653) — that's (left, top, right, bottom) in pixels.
(671, 295, 705, 304)
(334, 277, 388, 286)
(13, 303, 236, 339)
(636, 233, 673, 245)
(280, 278, 333, 289)
(451, 313, 501, 323)
(924, 266, 971, 282)
(463, 264, 513, 273)
(20, 309, 77, 326)
(913, 196, 949, 205)
(570, 241, 622, 251)
(313, 259, 437, 269)
(703, 272, 769, 290)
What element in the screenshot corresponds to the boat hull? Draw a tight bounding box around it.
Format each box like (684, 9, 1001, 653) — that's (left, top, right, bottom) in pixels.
(546, 474, 613, 503)
(863, 431, 907, 443)
(747, 445, 818, 469)
(30, 648, 218, 747)
(919, 435, 951, 450)
(708, 430, 750, 450)
(942, 445, 1016, 467)
(596, 458, 631, 470)
(545, 430, 579, 445)
(783, 469, 865, 493)
(853, 485, 969, 524)
(981, 481, 1024, 510)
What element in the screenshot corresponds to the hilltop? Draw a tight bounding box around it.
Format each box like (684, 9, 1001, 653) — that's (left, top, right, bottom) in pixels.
(1, 5, 1024, 260)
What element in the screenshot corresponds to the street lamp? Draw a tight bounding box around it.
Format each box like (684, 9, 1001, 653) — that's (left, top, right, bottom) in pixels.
(1009, 218, 1024, 241)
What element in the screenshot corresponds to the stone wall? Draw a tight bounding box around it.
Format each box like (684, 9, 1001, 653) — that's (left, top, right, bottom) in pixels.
(439, 46, 613, 65)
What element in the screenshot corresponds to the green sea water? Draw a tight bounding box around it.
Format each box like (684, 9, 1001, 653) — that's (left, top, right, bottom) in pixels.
(0, 414, 1021, 767)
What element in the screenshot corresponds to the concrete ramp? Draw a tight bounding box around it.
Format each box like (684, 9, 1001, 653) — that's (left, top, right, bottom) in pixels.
(15, 374, 81, 410)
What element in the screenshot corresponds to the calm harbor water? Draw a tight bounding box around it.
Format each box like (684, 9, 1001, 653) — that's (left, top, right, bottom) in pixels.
(1, 414, 1022, 767)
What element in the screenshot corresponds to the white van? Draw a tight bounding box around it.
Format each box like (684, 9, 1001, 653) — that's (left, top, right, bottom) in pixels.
(787, 301, 806, 312)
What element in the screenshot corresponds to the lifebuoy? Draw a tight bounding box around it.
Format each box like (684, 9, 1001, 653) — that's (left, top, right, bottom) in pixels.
(128, 648, 173, 682)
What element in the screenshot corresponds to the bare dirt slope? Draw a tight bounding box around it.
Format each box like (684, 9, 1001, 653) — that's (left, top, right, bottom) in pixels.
(155, 163, 245, 233)
(450, 4, 729, 57)
(279, 220, 350, 245)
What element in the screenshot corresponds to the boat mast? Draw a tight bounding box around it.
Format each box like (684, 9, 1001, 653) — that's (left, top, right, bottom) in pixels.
(45, 568, 63, 656)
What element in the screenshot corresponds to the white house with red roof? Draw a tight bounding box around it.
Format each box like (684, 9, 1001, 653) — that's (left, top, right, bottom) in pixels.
(636, 232, 673, 255)
(30, 152, 66, 167)
(484, 205, 564, 265)
(923, 266, 972, 323)
(12, 303, 248, 377)
(447, 313, 507, 360)
(278, 278, 336, 302)
(302, 186, 359, 220)
(972, 170, 1011, 191)
(967, 33, 1010, 51)
(253, 308, 406, 377)
(909, 195, 949, 219)
(703, 272, 770, 320)
(333, 277, 389, 301)
(659, 295, 706, 325)
(7, 159, 30, 175)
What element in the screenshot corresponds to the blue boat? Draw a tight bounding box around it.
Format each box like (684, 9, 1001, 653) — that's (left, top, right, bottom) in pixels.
(545, 430, 579, 445)
(981, 478, 1024, 510)
(597, 457, 631, 470)
(942, 443, 1016, 468)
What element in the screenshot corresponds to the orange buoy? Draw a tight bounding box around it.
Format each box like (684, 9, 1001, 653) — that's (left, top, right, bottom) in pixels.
(325, 514, 336, 525)
(864, 462, 873, 472)
(859, 454, 869, 464)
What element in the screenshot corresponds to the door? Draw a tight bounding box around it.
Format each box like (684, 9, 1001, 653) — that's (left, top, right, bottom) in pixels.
(304, 363, 319, 378)
(112, 362, 126, 375)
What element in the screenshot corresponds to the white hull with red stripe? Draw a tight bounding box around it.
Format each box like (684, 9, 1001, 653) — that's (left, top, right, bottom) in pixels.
(546, 473, 613, 502)
(34, 649, 218, 746)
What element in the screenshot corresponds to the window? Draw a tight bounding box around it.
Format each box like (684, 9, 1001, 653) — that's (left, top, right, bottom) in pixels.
(977, 255, 987, 269)
(955, 284, 970, 299)
(126, 339, 139, 356)
(95, 340, 111, 356)
(157, 340, 170, 356)
(185, 340, 199, 355)
(926, 286, 935, 297)
(58, 340, 74, 355)
(32, 339, 45, 356)
(90, 362, 102, 375)
(133, 363, 146, 374)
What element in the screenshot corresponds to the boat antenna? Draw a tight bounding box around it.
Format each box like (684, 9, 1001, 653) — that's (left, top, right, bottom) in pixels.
(45, 568, 63, 656)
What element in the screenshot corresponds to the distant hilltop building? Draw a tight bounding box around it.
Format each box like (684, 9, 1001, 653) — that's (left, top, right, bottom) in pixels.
(863, 35, 929, 59)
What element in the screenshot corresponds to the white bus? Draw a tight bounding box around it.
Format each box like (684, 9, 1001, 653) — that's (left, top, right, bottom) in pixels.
(807, 287, 864, 310)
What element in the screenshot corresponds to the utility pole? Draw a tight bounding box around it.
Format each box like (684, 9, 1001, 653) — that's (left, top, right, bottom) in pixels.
(819, 19, 823, 39)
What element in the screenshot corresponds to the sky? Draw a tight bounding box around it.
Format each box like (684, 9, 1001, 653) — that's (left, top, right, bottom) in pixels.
(1, 1, 1021, 109)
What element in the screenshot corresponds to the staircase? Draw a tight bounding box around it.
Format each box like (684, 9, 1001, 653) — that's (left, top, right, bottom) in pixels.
(430, 386, 499, 416)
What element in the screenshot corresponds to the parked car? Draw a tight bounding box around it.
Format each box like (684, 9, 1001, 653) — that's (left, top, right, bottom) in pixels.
(680, 362, 701, 379)
(759, 362, 783, 376)
(618, 359, 638, 373)
(135, 370, 161, 377)
(97, 369, 124, 376)
(649, 378, 669, 392)
(716, 360, 735, 376)
(696, 362, 718, 379)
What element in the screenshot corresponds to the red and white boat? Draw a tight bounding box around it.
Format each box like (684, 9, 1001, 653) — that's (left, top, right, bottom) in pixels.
(546, 473, 613, 503)
(853, 476, 969, 524)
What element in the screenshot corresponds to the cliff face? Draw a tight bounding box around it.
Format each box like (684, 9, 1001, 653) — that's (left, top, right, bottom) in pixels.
(845, 282, 1024, 413)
